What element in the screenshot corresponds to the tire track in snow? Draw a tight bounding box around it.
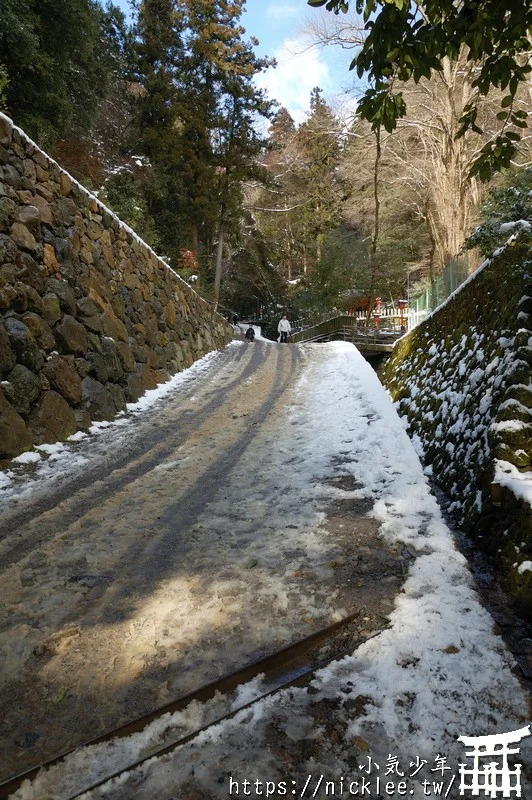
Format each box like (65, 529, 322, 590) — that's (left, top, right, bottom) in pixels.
(0, 343, 268, 565)
(1, 343, 328, 780)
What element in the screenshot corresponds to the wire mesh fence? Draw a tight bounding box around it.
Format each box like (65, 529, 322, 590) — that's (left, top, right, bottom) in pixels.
(408, 256, 470, 330)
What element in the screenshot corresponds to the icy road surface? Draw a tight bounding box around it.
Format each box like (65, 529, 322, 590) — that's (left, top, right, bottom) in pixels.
(1, 340, 529, 799)
(1, 340, 403, 784)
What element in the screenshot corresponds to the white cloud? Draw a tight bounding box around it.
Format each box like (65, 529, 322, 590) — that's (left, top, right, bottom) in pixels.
(265, 3, 299, 22)
(255, 37, 332, 125)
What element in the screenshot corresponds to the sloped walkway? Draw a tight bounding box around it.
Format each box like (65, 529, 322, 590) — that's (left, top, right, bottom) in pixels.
(1, 341, 529, 799)
(1, 341, 401, 788)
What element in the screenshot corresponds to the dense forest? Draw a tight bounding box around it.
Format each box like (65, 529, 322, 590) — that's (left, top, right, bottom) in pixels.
(0, 0, 531, 332)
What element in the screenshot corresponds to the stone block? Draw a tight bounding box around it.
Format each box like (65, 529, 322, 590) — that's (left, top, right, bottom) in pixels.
(16, 205, 40, 230)
(87, 352, 108, 383)
(165, 300, 177, 328)
(87, 333, 102, 353)
(12, 281, 28, 313)
(15, 251, 46, 293)
(35, 184, 54, 202)
(101, 337, 123, 382)
(60, 172, 72, 196)
(32, 148, 49, 169)
(0, 233, 17, 264)
(5, 317, 43, 372)
(47, 277, 76, 314)
(0, 323, 15, 377)
(27, 390, 77, 445)
(164, 341, 183, 364)
(22, 312, 55, 351)
(81, 376, 115, 421)
(0, 387, 32, 457)
(75, 358, 91, 378)
(54, 314, 88, 357)
(123, 272, 140, 290)
(6, 364, 41, 416)
(137, 363, 157, 391)
(3, 164, 21, 189)
(124, 372, 143, 403)
(108, 383, 126, 412)
(0, 115, 13, 148)
(41, 293, 62, 327)
(116, 340, 136, 373)
(22, 159, 36, 182)
(43, 243, 60, 274)
(74, 408, 91, 431)
(0, 196, 16, 232)
(43, 354, 82, 405)
(11, 222, 38, 251)
(76, 297, 103, 333)
(146, 348, 160, 369)
(494, 443, 531, 469)
(56, 197, 76, 225)
(35, 164, 49, 183)
(153, 369, 169, 385)
(80, 246, 93, 265)
(25, 285, 43, 313)
(101, 309, 128, 343)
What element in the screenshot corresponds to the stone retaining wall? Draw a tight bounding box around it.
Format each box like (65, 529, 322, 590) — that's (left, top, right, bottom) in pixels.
(381, 229, 532, 616)
(0, 114, 232, 460)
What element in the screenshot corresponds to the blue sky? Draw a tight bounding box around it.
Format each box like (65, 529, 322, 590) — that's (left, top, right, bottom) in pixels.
(112, 0, 359, 124)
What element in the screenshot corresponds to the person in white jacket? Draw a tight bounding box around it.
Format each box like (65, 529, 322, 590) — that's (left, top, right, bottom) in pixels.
(277, 314, 291, 343)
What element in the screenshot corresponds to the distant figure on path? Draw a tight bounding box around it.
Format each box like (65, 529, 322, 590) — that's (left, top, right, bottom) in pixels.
(245, 325, 255, 342)
(278, 314, 291, 343)
(232, 314, 239, 326)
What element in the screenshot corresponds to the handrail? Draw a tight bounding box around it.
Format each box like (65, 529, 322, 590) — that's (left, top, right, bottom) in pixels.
(290, 315, 403, 351)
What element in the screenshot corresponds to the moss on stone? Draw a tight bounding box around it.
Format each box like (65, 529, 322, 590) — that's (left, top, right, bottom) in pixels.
(381, 230, 532, 612)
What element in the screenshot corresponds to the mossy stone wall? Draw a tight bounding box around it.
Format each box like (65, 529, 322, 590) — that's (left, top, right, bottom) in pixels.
(0, 114, 233, 460)
(382, 232, 532, 616)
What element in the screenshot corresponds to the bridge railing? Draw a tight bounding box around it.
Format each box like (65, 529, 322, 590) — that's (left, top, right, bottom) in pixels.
(290, 316, 403, 348)
(292, 310, 407, 337)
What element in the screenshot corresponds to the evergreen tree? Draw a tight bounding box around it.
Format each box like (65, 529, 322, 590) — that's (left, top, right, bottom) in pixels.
(297, 88, 343, 264)
(269, 107, 296, 146)
(174, 0, 274, 305)
(0, 0, 114, 146)
(253, 107, 308, 282)
(133, 0, 184, 163)
(127, 0, 188, 262)
(466, 167, 532, 257)
(52, 4, 134, 185)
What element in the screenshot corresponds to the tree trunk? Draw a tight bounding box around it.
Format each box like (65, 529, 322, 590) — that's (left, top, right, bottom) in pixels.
(365, 126, 381, 326)
(213, 223, 224, 312)
(316, 231, 324, 262)
(191, 223, 200, 289)
(426, 200, 437, 310)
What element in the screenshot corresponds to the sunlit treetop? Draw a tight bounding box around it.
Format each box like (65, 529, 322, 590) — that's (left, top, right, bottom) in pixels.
(307, 0, 532, 179)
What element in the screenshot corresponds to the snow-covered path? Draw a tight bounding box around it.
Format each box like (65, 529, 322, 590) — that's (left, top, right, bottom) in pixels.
(1, 340, 400, 787)
(2, 341, 530, 799)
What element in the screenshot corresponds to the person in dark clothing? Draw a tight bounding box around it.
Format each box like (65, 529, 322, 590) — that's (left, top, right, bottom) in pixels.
(245, 326, 255, 342)
(233, 314, 239, 326)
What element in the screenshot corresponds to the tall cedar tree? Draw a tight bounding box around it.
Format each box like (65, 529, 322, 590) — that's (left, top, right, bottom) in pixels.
(297, 88, 343, 266)
(134, 0, 183, 163)
(253, 107, 309, 282)
(132, 0, 188, 261)
(175, 0, 274, 304)
(176, 0, 223, 258)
